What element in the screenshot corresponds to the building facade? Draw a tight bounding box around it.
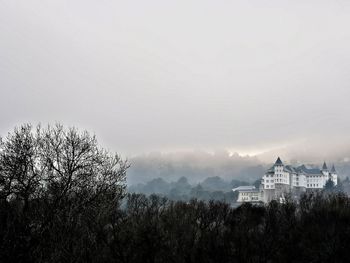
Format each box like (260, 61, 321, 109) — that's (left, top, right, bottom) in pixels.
(234, 157, 338, 203)
(233, 186, 262, 203)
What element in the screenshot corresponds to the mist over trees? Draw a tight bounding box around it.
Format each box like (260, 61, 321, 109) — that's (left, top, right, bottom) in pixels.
(128, 176, 249, 202)
(2, 124, 350, 262)
(127, 151, 350, 191)
(128, 151, 266, 185)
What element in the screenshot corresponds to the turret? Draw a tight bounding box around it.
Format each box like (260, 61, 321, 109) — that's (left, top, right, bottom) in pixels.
(331, 164, 336, 174)
(321, 162, 329, 176)
(274, 157, 284, 178)
(330, 164, 338, 186)
(275, 157, 283, 167)
(322, 162, 328, 171)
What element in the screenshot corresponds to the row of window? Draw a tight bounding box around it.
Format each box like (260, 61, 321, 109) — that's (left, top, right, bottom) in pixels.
(241, 196, 260, 201)
(265, 179, 287, 183)
(267, 174, 329, 179)
(308, 175, 324, 178)
(307, 179, 324, 183)
(276, 174, 287, 178)
(241, 192, 259, 196)
(307, 184, 320, 188)
(265, 183, 324, 188)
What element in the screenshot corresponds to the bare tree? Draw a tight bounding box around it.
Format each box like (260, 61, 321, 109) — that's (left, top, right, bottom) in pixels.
(0, 123, 127, 205)
(0, 123, 128, 262)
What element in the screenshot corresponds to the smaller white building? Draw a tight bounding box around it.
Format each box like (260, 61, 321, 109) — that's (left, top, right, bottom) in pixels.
(233, 186, 262, 203)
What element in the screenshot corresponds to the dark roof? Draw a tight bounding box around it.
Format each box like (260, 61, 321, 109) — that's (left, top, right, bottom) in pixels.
(305, 169, 322, 175)
(296, 165, 307, 172)
(331, 165, 336, 173)
(296, 165, 322, 175)
(284, 165, 297, 173)
(275, 157, 283, 166)
(322, 162, 328, 171)
(266, 169, 274, 174)
(266, 159, 335, 176)
(232, 186, 258, 192)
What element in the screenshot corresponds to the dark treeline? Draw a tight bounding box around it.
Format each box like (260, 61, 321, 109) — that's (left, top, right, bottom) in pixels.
(128, 176, 257, 202)
(2, 191, 350, 262)
(2, 124, 350, 262)
(129, 175, 350, 203)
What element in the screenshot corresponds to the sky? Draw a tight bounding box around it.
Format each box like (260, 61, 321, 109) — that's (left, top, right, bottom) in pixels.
(1, 0, 350, 162)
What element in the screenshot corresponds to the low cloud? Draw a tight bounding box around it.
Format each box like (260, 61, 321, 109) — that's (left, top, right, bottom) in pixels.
(128, 150, 266, 185)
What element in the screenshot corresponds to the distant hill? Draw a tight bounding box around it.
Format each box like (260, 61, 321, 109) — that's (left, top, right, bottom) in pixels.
(127, 151, 266, 185)
(128, 175, 253, 202)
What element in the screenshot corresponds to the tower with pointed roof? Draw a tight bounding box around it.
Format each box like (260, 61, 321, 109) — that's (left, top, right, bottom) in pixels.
(331, 164, 336, 173)
(275, 157, 283, 166)
(273, 157, 285, 178)
(270, 157, 292, 202)
(322, 162, 328, 171)
(330, 164, 338, 185)
(321, 162, 329, 176)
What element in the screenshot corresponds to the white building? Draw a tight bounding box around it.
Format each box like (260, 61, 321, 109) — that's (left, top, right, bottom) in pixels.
(234, 157, 338, 203)
(233, 186, 262, 202)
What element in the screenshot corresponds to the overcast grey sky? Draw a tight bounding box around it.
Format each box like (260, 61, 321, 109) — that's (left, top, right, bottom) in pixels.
(1, 0, 350, 160)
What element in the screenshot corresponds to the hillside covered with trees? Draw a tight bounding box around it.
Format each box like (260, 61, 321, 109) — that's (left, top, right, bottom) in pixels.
(1, 124, 350, 262)
(128, 176, 255, 202)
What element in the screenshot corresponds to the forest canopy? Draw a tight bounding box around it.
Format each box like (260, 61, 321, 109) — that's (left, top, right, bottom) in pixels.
(1, 124, 350, 263)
